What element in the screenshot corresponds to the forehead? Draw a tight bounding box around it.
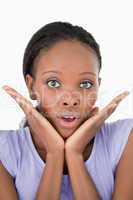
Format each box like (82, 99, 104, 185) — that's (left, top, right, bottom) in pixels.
(33, 40, 99, 75)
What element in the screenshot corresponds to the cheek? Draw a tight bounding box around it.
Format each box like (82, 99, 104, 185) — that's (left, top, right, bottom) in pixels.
(44, 96, 57, 108)
(36, 87, 58, 108)
(37, 93, 59, 120)
(83, 90, 98, 109)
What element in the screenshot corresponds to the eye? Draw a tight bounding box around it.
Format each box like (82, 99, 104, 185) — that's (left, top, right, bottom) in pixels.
(46, 79, 60, 88)
(80, 80, 93, 89)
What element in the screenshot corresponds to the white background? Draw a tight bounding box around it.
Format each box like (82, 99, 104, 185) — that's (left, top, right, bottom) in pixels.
(0, 0, 133, 129)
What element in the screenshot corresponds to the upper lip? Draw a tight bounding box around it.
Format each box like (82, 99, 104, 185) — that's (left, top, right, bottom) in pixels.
(57, 112, 80, 119)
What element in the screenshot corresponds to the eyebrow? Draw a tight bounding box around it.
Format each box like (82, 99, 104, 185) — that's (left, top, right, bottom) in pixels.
(42, 70, 96, 76)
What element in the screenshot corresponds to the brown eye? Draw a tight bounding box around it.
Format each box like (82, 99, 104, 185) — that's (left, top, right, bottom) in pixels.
(47, 80, 60, 88)
(80, 80, 93, 89)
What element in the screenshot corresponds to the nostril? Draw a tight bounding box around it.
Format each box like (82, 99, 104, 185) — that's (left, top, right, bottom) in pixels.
(63, 102, 78, 106)
(63, 101, 79, 106)
(63, 102, 68, 106)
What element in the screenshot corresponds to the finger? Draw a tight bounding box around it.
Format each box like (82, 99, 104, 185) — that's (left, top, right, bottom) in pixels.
(89, 107, 99, 117)
(91, 91, 129, 126)
(2, 85, 34, 116)
(104, 91, 129, 116)
(101, 91, 129, 116)
(109, 91, 129, 106)
(2, 85, 48, 126)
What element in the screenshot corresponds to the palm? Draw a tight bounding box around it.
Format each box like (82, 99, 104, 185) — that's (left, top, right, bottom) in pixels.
(2, 85, 65, 154)
(65, 91, 129, 154)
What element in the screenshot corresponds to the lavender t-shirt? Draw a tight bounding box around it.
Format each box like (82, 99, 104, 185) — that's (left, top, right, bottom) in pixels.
(0, 118, 133, 200)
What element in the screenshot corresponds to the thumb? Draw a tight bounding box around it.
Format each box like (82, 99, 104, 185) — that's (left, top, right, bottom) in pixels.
(89, 107, 99, 117)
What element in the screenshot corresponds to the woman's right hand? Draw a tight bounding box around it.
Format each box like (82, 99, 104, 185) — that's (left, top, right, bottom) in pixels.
(2, 85, 65, 155)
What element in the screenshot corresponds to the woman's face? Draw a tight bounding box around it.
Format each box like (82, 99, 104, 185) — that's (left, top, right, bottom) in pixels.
(26, 40, 101, 139)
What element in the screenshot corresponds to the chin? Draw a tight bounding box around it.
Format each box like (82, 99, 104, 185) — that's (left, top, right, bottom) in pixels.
(57, 124, 81, 138)
(59, 130, 74, 140)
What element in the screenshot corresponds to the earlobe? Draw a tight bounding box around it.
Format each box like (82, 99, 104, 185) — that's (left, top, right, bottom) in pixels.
(30, 91, 37, 100)
(25, 74, 37, 100)
(25, 74, 33, 90)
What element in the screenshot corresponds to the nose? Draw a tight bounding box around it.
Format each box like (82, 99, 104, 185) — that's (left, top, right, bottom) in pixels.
(60, 92, 80, 108)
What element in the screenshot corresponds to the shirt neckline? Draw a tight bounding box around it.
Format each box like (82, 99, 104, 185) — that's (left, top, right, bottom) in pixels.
(24, 126, 97, 177)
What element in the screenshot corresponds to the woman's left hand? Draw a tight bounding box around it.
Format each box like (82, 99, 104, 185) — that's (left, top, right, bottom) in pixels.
(65, 91, 129, 155)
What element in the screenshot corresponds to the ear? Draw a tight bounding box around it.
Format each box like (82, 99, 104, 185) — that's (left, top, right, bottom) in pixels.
(25, 74, 37, 100)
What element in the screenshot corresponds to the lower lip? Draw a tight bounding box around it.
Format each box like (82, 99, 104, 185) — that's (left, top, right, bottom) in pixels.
(57, 117, 79, 128)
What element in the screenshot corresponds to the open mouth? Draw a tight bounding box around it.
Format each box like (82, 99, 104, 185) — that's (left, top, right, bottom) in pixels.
(61, 116, 76, 122)
(57, 116, 80, 128)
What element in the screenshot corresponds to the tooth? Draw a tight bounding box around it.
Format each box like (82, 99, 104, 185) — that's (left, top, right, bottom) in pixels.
(64, 116, 75, 119)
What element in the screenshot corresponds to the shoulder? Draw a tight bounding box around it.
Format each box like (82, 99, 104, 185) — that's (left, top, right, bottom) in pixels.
(104, 118, 133, 146)
(98, 118, 133, 171)
(0, 127, 29, 177)
(98, 118, 133, 147)
(100, 118, 133, 143)
(100, 118, 133, 136)
(0, 127, 29, 153)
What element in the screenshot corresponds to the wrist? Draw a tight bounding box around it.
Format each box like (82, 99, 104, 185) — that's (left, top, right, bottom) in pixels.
(65, 149, 82, 161)
(65, 142, 82, 157)
(47, 149, 64, 161)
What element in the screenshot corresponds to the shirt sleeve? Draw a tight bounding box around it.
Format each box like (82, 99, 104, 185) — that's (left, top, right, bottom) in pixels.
(0, 130, 20, 178)
(104, 118, 133, 173)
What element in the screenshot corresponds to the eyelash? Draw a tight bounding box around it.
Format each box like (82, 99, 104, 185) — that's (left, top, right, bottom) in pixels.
(45, 78, 93, 89)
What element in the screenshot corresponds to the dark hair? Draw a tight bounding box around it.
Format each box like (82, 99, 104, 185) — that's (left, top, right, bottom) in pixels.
(23, 21, 102, 81)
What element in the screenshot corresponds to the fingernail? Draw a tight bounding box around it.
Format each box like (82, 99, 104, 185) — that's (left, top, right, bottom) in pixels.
(3, 89, 16, 98)
(123, 91, 130, 96)
(2, 85, 11, 91)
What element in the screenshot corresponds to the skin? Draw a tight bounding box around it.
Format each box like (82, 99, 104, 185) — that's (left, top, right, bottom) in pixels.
(2, 40, 129, 176)
(26, 40, 100, 138)
(26, 40, 101, 173)
(2, 40, 132, 199)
